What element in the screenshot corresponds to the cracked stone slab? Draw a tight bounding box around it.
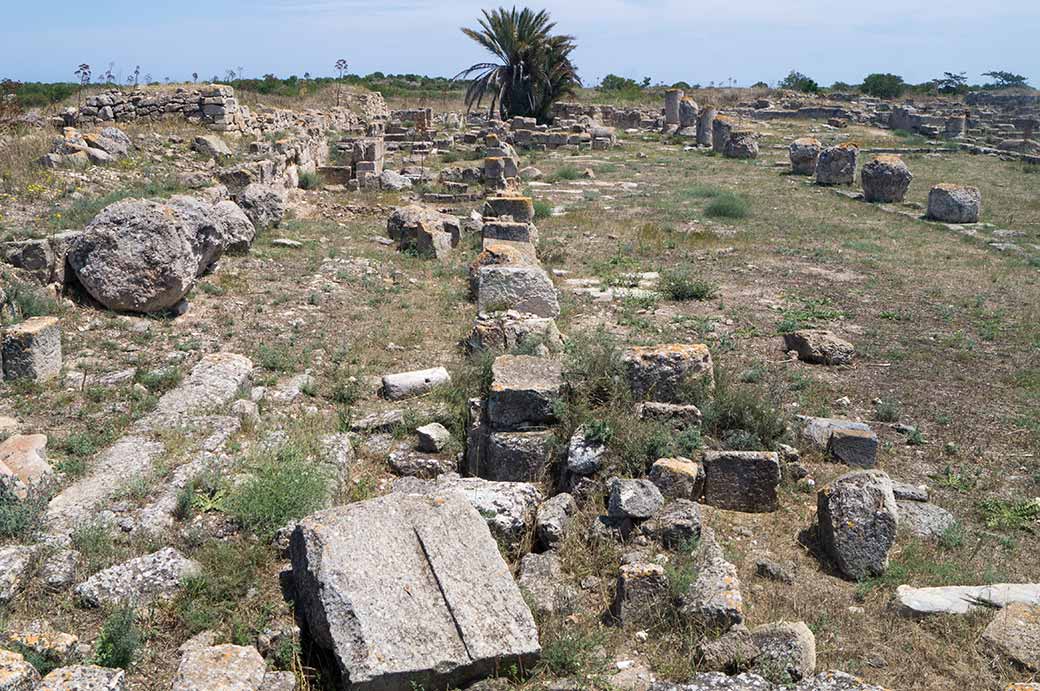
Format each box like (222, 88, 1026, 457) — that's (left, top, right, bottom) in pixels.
(290, 491, 539, 691)
(74, 547, 201, 608)
(895, 583, 1040, 616)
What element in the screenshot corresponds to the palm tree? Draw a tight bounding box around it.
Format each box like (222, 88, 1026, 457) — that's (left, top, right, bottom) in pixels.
(454, 6, 579, 123)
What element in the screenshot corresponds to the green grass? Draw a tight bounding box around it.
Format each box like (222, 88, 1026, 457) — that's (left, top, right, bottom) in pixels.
(175, 541, 273, 636)
(704, 192, 750, 219)
(533, 198, 553, 220)
(0, 278, 60, 325)
(225, 439, 330, 538)
(659, 267, 719, 302)
(93, 606, 141, 669)
(777, 297, 845, 333)
(0, 486, 48, 539)
(298, 170, 321, 190)
(549, 164, 581, 182)
(977, 497, 1040, 531)
(71, 520, 119, 574)
(692, 367, 788, 451)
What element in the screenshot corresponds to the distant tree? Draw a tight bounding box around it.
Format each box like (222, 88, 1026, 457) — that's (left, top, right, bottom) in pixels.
(830, 81, 855, 92)
(262, 73, 277, 81)
(103, 62, 115, 84)
(779, 70, 819, 93)
(237, 66, 245, 80)
(672, 81, 691, 90)
(303, 71, 311, 80)
(211, 75, 219, 83)
(192, 72, 199, 83)
(981, 70, 1029, 90)
(335, 58, 349, 106)
(132, 66, 140, 87)
(751, 80, 769, 89)
(224, 68, 237, 82)
(640, 77, 651, 88)
(599, 74, 642, 91)
(143, 73, 153, 85)
(935, 71, 968, 94)
(74, 63, 91, 106)
(861, 73, 906, 98)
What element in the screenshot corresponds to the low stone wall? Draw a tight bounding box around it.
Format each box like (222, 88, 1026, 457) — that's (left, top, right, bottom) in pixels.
(55, 85, 388, 136)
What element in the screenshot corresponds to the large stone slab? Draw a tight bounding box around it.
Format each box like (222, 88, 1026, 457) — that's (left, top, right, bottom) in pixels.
(486, 355, 562, 430)
(74, 547, 201, 608)
(172, 643, 267, 690)
(622, 344, 714, 403)
(44, 353, 251, 539)
(477, 266, 560, 318)
(895, 583, 1040, 616)
(36, 665, 126, 690)
(817, 470, 897, 580)
(290, 492, 540, 691)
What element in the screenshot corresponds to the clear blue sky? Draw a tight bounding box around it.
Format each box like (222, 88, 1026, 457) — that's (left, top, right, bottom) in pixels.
(3, 0, 1037, 87)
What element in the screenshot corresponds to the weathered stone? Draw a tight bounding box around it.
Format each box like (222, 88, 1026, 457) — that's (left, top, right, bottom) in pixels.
(40, 549, 80, 591)
(927, 184, 981, 223)
(379, 170, 412, 191)
(643, 498, 702, 548)
(896, 499, 955, 539)
(800, 417, 877, 468)
(393, 473, 541, 550)
(612, 562, 667, 625)
(482, 430, 553, 482)
(894, 583, 1040, 616)
(192, 135, 232, 159)
(817, 470, 898, 580)
(0, 649, 39, 691)
(482, 220, 537, 244)
(416, 422, 451, 453)
(789, 138, 822, 175)
(861, 155, 912, 203)
(751, 621, 816, 683)
(0, 545, 35, 605)
(566, 426, 608, 476)
(815, 144, 859, 185)
(0, 433, 52, 496)
(622, 344, 714, 403)
(638, 401, 703, 428)
(724, 131, 759, 159)
(2, 239, 54, 283)
(702, 451, 781, 513)
(74, 547, 201, 608)
(36, 665, 126, 690)
(237, 183, 286, 229)
(649, 457, 704, 501)
(466, 312, 563, 355)
(477, 266, 560, 318)
(212, 200, 256, 252)
(172, 644, 266, 691)
(698, 623, 759, 673)
(679, 527, 743, 631)
(387, 205, 460, 255)
(259, 672, 296, 691)
(783, 330, 854, 366)
(536, 492, 576, 550)
(47, 231, 82, 285)
(2, 621, 78, 665)
(484, 196, 535, 224)
(518, 552, 577, 615)
(2, 317, 62, 382)
(290, 492, 540, 691)
(608, 477, 665, 519)
(486, 355, 563, 430)
(980, 602, 1040, 670)
(382, 367, 451, 400)
(68, 198, 199, 313)
(388, 448, 456, 479)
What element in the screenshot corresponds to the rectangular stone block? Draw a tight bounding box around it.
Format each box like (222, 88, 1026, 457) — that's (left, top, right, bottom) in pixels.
(477, 266, 560, 319)
(2, 317, 62, 382)
(702, 451, 781, 513)
(622, 344, 714, 403)
(482, 430, 553, 482)
(482, 221, 537, 244)
(290, 493, 540, 691)
(486, 355, 563, 430)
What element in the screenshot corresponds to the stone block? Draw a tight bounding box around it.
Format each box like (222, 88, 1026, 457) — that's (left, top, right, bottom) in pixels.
(702, 451, 781, 513)
(2, 317, 62, 382)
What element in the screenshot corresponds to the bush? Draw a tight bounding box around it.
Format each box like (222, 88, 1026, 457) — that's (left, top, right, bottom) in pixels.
(225, 441, 329, 538)
(0, 486, 48, 539)
(176, 541, 271, 634)
(779, 71, 819, 94)
(297, 170, 320, 190)
(861, 73, 906, 99)
(659, 267, 719, 302)
(693, 369, 788, 451)
(533, 198, 553, 220)
(704, 192, 749, 219)
(94, 606, 141, 669)
(0, 279, 59, 325)
(550, 164, 581, 182)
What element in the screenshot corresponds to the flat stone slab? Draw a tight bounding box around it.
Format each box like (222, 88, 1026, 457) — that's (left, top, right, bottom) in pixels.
(74, 547, 201, 608)
(37, 665, 126, 690)
(44, 353, 252, 539)
(981, 602, 1040, 671)
(290, 492, 540, 691)
(895, 583, 1040, 616)
(172, 644, 267, 690)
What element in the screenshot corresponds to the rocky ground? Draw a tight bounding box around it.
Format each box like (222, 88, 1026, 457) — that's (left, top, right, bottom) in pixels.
(0, 88, 1038, 691)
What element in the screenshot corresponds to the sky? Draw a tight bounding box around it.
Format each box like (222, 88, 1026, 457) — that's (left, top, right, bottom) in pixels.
(2, 0, 1037, 88)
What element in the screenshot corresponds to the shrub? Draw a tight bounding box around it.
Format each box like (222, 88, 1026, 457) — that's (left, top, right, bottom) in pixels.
(298, 170, 320, 190)
(94, 606, 141, 669)
(659, 267, 719, 302)
(533, 198, 553, 220)
(861, 73, 906, 99)
(694, 369, 788, 451)
(704, 192, 749, 219)
(225, 442, 329, 538)
(538, 622, 609, 677)
(176, 541, 271, 634)
(779, 71, 819, 94)
(0, 486, 48, 539)
(875, 400, 901, 423)
(550, 164, 580, 182)
(0, 279, 59, 325)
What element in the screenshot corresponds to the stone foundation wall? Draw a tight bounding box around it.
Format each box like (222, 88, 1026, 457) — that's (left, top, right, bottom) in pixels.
(56, 85, 388, 136)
